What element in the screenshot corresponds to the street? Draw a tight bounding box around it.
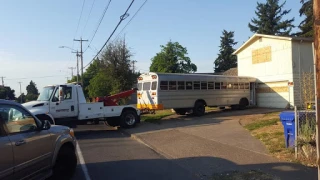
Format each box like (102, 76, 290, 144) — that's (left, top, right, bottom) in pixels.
(72, 123, 199, 180)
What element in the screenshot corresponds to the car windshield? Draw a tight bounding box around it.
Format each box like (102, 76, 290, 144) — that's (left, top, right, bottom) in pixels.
(37, 86, 55, 101)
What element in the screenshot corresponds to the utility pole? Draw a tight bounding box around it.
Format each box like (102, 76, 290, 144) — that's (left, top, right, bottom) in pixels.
(74, 37, 88, 87)
(0, 76, 5, 86)
(131, 60, 137, 73)
(18, 82, 22, 103)
(314, 0, 320, 179)
(68, 67, 76, 78)
(72, 51, 80, 84)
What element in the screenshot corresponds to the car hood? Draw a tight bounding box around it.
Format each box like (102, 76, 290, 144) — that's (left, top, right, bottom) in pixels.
(22, 101, 49, 109)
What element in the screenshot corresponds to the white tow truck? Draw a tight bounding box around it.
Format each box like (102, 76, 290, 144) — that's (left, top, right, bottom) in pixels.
(22, 83, 141, 128)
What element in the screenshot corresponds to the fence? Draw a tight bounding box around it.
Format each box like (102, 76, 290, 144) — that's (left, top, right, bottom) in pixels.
(294, 107, 316, 163)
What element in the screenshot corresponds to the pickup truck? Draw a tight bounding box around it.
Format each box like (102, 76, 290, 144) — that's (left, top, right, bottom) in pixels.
(22, 83, 141, 128)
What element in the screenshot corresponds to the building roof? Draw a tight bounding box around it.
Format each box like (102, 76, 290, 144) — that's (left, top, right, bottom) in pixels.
(233, 33, 313, 55)
(222, 67, 238, 76)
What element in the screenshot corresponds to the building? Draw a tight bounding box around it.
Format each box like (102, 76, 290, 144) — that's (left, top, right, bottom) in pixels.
(233, 34, 314, 108)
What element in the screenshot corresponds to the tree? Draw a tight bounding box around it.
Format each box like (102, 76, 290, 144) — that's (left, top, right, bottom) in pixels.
(297, 0, 314, 37)
(214, 30, 238, 73)
(25, 80, 39, 101)
(248, 0, 295, 36)
(149, 41, 197, 73)
(0, 86, 15, 100)
(16, 93, 26, 103)
(86, 38, 139, 97)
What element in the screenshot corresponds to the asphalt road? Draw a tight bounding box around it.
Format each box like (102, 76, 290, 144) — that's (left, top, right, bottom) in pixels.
(72, 122, 199, 180)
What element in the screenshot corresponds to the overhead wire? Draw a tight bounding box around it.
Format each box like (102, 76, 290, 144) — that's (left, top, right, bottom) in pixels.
(84, 0, 112, 52)
(6, 75, 67, 81)
(83, 0, 135, 69)
(113, 0, 148, 42)
(81, 0, 96, 36)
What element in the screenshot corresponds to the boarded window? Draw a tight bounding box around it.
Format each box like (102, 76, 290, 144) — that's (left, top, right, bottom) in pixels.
(201, 81, 207, 90)
(160, 81, 168, 90)
(151, 81, 157, 90)
(208, 82, 214, 89)
(143, 82, 151, 90)
(186, 81, 193, 90)
(178, 81, 185, 90)
(194, 81, 200, 90)
(169, 81, 177, 90)
(215, 82, 221, 89)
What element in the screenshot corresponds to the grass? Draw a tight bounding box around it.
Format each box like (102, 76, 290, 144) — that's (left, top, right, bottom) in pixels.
(244, 118, 279, 131)
(141, 109, 174, 123)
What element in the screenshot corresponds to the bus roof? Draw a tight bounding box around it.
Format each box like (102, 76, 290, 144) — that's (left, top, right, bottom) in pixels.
(140, 72, 256, 81)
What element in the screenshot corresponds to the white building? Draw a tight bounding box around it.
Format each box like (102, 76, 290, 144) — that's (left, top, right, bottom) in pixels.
(233, 34, 314, 109)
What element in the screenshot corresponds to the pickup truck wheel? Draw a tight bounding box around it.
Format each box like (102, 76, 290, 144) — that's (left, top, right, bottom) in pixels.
(52, 145, 77, 179)
(120, 110, 137, 129)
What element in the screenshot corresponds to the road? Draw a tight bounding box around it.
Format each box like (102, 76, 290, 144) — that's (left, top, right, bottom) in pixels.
(72, 123, 199, 180)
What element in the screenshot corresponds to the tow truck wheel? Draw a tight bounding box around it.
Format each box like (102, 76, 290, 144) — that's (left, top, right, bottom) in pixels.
(120, 110, 137, 129)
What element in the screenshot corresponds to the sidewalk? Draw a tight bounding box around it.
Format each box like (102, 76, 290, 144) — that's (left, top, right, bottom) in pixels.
(123, 109, 317, 180)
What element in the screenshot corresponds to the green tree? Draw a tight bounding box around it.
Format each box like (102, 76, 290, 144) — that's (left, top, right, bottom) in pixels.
(87, 38, 139, 97)
(297, 0, 314, 37)
(248, 0, 295, 36)
(25, 80, 39, 101)
(149, 41, 197, 73)
(214, 30, 238, 73)
(0, 86, 15, 100)
(16, 93, 26, 103)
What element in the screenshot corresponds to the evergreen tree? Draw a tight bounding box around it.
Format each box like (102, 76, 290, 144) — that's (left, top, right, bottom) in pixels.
(26, 80, 39, 101)
(248, 0, 295, 36)
(297, 0, 314, 37)
(0, 86, 15, 100)
(214, 30, 237, 73)
(150, 41, 197, 73)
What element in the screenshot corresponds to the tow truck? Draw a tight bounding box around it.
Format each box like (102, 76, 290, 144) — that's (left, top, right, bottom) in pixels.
(22, 83, 140, 128)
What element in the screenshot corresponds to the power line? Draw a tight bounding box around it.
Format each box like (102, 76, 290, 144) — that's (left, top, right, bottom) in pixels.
(113, 0, 148, 42)
(6, 75, 66, 81)
(84, 0, 112, 52)
(81, 0, 96, 36)
(74, 0, 86, 39)
(83, 0, 135, 69)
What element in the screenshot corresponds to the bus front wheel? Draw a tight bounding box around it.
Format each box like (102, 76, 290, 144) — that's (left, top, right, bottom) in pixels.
(193, 101, 205, 116)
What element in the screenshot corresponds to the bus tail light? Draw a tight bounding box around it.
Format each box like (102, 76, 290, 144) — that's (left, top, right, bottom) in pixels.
(152, 92, 156, 95)
(138, 77, 143, 81)
(151, 75, 157, 79)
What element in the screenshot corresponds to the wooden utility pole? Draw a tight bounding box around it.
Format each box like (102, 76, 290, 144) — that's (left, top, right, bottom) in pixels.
(74, 38, 88, 87)
(72, 51, 80, 84)
(68, 67, 76, 78)
(314, 0, 320, 178)
(18, 82, 22, 103)
(0, 76, 5, 86)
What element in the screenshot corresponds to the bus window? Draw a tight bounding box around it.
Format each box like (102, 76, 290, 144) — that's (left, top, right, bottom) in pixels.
(215, 82, 221, 89)
(227, 83, 233, 89)
(233, 83, 239, 89)
(194, 81, 200, 90)
(221, 82, 227, 89)
(143, 82, 151, 90)
(178, 81, 185, 90)
(160, 81, 168, 90)
(245, 83, 250, 89)
(137, 83, 142, 91)
(186, 81, 193, 90)
(239, 83, 244, 89)
(201, 81, 207, 90)
(208, 82, 214, 89)
(151, 81, 157, 90)
(169, 81, 177, 90)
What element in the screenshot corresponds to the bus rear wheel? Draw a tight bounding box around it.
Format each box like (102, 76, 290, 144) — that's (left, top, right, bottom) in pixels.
(193, 101, 205, 116)
(239, 98, 249, 110)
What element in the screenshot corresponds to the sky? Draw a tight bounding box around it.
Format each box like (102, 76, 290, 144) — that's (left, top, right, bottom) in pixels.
(0, 0, 304, 96)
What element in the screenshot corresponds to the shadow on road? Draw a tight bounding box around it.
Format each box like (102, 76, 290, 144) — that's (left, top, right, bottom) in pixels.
(78, 156, 316, 180)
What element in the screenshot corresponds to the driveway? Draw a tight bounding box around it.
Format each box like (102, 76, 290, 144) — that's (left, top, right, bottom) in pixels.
(123, 108, 317, 180)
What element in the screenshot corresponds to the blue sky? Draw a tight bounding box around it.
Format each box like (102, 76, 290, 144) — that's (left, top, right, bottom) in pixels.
(0, 0, 303, 96)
